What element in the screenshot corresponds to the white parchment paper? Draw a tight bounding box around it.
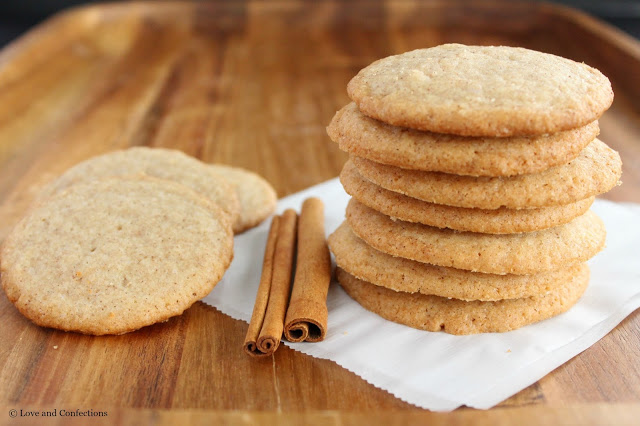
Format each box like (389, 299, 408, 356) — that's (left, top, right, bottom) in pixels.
(203, 178, 640, 411)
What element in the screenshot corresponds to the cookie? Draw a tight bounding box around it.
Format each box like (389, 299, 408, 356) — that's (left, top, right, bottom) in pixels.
(352, 138, 621, 209)
(336, 267, 589, 335)
(1, 177, 234, 335)
(346, 199, 605, 275)
(327, 102, 600, 176)
(340, 160, 594, 234)
(328, 222, 587, 301)
(37, 147, 240, 223)
(347, 44, 613, 136)
(209, 164, 277, 233)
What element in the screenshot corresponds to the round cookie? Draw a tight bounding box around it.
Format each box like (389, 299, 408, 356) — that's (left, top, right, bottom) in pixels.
(37, 147, 240, 224)
(209, 164, 277, 233)
(347, 44, 613, 136)
(336, 267, 589, 335)
(328, 222, 587, 301)
(1, 177, 234, 335)
(352, 138, 621, 209)
(340, 160, 594, 234)
(346, 199, 606, 275)
(328, 102, 600, 176)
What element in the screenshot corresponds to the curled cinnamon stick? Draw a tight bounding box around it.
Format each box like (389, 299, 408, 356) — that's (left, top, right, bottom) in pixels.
(243, 216, 281, 357)
(256, 209, 298, 355)
(284, 198, 331, 342)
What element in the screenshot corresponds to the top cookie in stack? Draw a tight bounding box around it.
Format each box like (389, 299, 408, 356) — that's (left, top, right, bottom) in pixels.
(327, 44, 622, 334)
(345, 44, 613, 139)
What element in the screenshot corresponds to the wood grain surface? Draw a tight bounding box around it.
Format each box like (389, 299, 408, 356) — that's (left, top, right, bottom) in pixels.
(1, 1, 639, 424)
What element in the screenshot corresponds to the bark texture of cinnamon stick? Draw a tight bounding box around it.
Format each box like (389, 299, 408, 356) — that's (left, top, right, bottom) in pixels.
(243, 216, 281, 357)
(256, 209, 298, 354)
(284, 198, 331, 342)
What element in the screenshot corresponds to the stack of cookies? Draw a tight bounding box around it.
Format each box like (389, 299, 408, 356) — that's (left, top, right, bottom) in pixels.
(327, 44, 622, 335)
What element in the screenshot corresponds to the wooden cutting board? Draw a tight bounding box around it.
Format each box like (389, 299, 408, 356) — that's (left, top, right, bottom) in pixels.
(1, 1, 639, 423)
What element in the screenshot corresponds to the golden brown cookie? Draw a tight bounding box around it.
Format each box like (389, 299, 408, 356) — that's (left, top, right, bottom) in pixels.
(209, 164, 277, 233)
(328, 222, 587, 301)
(336, 267, 589, 335)
(328, 102, 599, 176)
(351, 139, 621, 209)
(340, 160, 594, 234)
(347, 44, 613, 136)
(37, 147, 240, 224)
(1, 177, 234, 335)
(346, 199, 606, 275)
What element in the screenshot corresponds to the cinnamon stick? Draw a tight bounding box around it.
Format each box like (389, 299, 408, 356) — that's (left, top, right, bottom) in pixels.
(256, 209, 298, 355)
(284, 198, 331, 342)
(243, 216, 281, 357)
